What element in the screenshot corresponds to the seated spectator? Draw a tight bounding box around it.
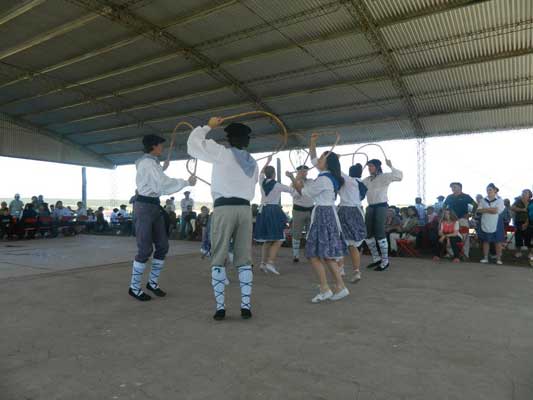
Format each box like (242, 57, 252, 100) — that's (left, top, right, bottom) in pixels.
(501, 198, 512, 227)
(426, 206, 439, 225)
(110, 208, 120, 225)
(21, 203, 37, 219)
(95, 207, 108, 232)
(432, 209, 462, 262)
(9, 194, 24, 218)
(511, 189, 532, 259)
(389, 206, 419, 255)
(38, 203, 51, 217)
(50, 204, 55, 214)
(118, 204, 129, 218)
(20, 203, 38, 239)
(478, 183, 505, 265)
(76, 202, 87, 217)
(385, 207, 401, 242)
(31, 196, 39, 211)
(52, 201, 73, 220)
(1, 201, 8, 213)
(0, 208, 13, 239)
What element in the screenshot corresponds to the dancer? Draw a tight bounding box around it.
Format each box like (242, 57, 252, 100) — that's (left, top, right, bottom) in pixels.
(287, 133, 348, 303)
(338, 163, 367, 283)
(290, 165, 314, 263)
(187, 118, 258, 321)
(254, 156, 291, 275)
(363, 158, 403, 271)
(129, 134, 196, 301)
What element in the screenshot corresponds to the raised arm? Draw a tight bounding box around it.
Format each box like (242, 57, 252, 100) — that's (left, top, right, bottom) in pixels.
(384, 159, 403, 182)
(187, 117, 224, 163)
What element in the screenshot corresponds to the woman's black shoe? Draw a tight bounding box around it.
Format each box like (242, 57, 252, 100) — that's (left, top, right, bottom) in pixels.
(241, 309, 252, 319)
(374, 263, 390, 271)
(128, 288, 152, 301)
(293, 257, 299, 263)
(146, 283, 166, 297)
(213, 310, 226, 321)
(366, 260, 381, 269)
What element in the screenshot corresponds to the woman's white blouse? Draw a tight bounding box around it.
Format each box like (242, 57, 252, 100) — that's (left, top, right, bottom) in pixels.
(260, 176, 293, 205)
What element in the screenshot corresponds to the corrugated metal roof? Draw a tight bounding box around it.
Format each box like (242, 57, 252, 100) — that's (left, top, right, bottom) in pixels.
(0, 0, 531, 167)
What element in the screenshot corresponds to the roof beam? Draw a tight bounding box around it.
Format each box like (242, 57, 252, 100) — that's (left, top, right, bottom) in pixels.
(0, 0, 238, 90)
(0, 0, 359, 106)
(344, 0, 425, 136)
(58, 43, 533, 137)
(0, 13, 100, 61)
(0, 0, 46, 26)
(100, 116, 404, 157)
(98, 98, 533, 158)
(67, 0, 287, 129)
(40, 54, 380, 126)
(58, 74, 389, 135)
(376, 0, 491, 26)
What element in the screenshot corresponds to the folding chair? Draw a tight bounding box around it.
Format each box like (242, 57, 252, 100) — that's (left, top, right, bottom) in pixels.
(502, 226, 516, 250)
(38, 216, 53, 237)
(22, 217, 38, 239)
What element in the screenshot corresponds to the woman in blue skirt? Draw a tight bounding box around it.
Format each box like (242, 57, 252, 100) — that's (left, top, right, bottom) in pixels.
(287, 133, 348, 303)
(338, 163, 367, 283)
(254, 156, 292, 275)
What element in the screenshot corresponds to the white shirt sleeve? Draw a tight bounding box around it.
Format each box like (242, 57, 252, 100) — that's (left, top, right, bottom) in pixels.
(187, 125, 223, 163)
(142, 158, 189, 196)
(382, 167, 403, 184)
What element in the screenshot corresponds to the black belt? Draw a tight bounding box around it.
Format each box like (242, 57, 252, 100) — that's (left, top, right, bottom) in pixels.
(214, 197, 250, 208)
(135, 195, 160, 205)
(293, 204, 314, 212)
(368, 202, 388, 208)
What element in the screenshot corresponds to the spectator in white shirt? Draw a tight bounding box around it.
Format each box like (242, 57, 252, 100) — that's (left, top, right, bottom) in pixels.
(9, 194, 24, 218)
(76, 202, 87, 217)
(478, 183, 505, 265)
(179, 191, 194, 239)
(52, 201, 73, 220)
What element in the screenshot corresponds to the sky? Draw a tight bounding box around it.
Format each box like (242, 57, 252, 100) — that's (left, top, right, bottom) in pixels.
(0, 128, 532, 207)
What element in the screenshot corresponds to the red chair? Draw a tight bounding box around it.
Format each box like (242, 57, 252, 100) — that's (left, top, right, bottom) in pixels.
(38, 216, 53, 237)
(397, 227, 421, 257)
(22, 218, 38, 238)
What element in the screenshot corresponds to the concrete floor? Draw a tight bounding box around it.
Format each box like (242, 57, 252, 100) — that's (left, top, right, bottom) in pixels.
(2, 236, 533, 400)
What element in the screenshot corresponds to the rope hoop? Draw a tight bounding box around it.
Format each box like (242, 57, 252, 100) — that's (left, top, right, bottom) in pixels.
(166, 121, 194, 164)
(288, 131, 341, 173)
(221, 111, 289, 162)
(186, 158, 211, 186)
(351, 143, 388, 164)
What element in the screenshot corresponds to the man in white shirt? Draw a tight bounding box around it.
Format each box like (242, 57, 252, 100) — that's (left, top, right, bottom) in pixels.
(363, 159, 403, 271)
(188, 118, 258, 321)
(129, 134, 196, 302)
(9, 194, 24, 218)
(76, 202, 87, 217)
(179, 192, 194, 239)
(290, 165, 314, 263)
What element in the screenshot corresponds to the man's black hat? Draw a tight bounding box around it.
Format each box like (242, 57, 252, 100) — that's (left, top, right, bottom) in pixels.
(142, 134, 166, 152)
(224, 123, 251, 138)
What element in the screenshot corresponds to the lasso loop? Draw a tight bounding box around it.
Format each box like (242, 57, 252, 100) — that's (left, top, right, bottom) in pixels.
(186, 158, 211, 186)
(288, 148, 310, 172)
(351, 151, 369, 166)
(288, 131, 340, 173)
(351, 143, 388, 164)
(166, 121, 194, 164)
(221, 111, 288, 162)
